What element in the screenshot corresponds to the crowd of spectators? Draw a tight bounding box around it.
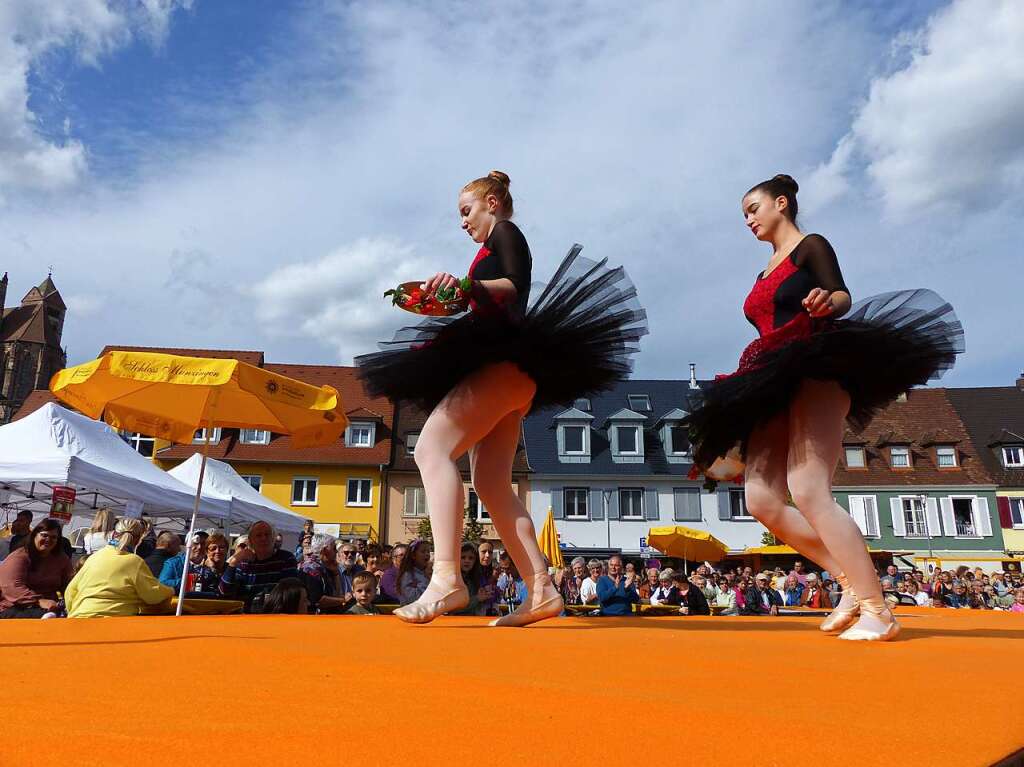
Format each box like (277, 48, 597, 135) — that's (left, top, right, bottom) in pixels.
(2, 509, 1024, 619)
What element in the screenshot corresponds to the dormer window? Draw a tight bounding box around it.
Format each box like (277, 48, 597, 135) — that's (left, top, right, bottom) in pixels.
(936, 446, 957, 468)
(627, 394, 651, 412)
(890, 446, 911, 469)
(668, 425, 688, 455)
(1003, 446, 1024, 468)
(844, 446, 866, 468)
(239, 429, 271, 445)
(616, 425, 640, 454)
(573, 398, 591, 412)
(193, 428, 222, 444)
(345, 421, 375, 447)
(406, 432, 420, 454)
(563, 425, 587, 454)
(554, 406, 594, 463)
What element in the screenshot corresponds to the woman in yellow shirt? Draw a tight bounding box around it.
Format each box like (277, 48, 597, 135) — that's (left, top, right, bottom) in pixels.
(65, 518, 174, 618)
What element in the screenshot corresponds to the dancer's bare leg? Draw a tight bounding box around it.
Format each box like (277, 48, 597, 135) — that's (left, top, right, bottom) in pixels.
(470, 409, 563, 626)
(788, 379, 897, 641)
(397, 362, 536, 623)
(745, 414, 859, 631)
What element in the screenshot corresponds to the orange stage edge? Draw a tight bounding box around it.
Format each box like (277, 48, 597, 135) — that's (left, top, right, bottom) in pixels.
(5, 608, 1024, 767)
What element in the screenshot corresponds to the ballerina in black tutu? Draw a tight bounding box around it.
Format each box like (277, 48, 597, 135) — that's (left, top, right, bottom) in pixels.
(685, 174, 963, 641)
(357, 171, 646, 626)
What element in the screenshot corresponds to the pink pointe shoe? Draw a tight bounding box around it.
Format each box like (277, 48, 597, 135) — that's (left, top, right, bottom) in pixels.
(820, 573, 860, 633)
(394, 562, 469, 624)
(490, 573, 564, 628)
(837, 598, 900, 642)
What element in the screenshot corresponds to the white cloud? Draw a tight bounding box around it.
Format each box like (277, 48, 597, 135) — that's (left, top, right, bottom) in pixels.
(248, 238, 434, 361)
(808, 0, 1024, 217)
(0, 0, 190, 192)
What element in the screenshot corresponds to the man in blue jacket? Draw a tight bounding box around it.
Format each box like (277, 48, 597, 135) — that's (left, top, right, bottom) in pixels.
(596, 555, 639, 616)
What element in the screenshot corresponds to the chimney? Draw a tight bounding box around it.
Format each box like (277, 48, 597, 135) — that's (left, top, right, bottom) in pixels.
(1017, 371, 1024, 391)
(689, 362, 700, 390)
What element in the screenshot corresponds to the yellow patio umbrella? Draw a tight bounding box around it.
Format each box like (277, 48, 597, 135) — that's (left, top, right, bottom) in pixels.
(51, 350, 348, 615)
(537, 509, 564, 569)
(647, 525, 729, 574)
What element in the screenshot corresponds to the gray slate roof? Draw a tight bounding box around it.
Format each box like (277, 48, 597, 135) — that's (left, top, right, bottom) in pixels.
(523, 378, 701, 476)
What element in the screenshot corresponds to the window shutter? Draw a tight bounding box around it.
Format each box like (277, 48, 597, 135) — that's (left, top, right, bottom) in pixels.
(848, 496, 867, 535)
(717, 489, 730, 521)
(974, 497, 993, 537)
(551, 487, 564, 520)
(925, 498, 941, 538)
(889, 498, 905, 537)
(608, 490, 620, 520)
(673, 488, 700, 522)
(867, 496, 881, 538)
(939, 497, 956, 536)
(590, 489, 604, 520)
(997, 496, 1013, 528)
(644, 488, 659, 520)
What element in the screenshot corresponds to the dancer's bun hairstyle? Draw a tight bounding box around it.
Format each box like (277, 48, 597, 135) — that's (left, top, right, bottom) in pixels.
(747, 173, 799, 224)
(463, 170, 514, 216)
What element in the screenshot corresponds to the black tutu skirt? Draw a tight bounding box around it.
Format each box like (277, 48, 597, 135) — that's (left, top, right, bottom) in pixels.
(355, 245, 649, 413)
(685, 288, 965, 470)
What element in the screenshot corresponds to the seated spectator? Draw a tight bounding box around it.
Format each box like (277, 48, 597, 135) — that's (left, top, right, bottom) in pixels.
(580, 559, 603, 605)
(364, 544, 384, 579)
(143, 531, 181, 577)
(1010, 587, 1024, 614)
(668, 571, 710, 615)
(194, 532, 229, 593)
(901, 579, 927, 607)
(452, 542, 484, 615)
(559, 557, 586, 606)
(693, 574, 716, 604)
(650, 570, 676, 606)
(637, 566, 659, 601)
(337, 541, 366, 583)
(261, 577, 308, 614)
(4, 510, 34, 555)
(273, 533, 284, 553)
(945, 583, 970, 609)
(347, 572, 381, 615)
(379, 543, 407, 603)
(595, 555, 639, 616)
(742, 573, 782, 615)
(992, 573, 1011, 598)
(0, 519, 74, 618)
(219, 521, 299, 612)
(801, 573, 833, 609)
(297, 532, 351, 614)
(65, 518, 174, 618)
(624, 561, 641, 588)
(159, 530, 209, 591)
(713, 580, 739, 615)
(496, 551, 527, 610)
(397, 539, 431, 606)
(970, 582, 991, 610)
(779, 573, 804, 606)
(82, 508, 117, 555)
(476, 545, 498, 615)
(790, 560, 809, 587)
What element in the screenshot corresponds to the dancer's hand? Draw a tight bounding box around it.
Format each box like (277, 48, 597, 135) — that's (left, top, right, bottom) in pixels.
(423, 272, 459, 294)
(802, 288, 835, 317)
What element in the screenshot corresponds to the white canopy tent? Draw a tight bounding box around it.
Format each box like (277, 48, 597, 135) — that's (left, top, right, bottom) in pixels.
(167, 454, 307, 535)
(0, 402, 230, 531)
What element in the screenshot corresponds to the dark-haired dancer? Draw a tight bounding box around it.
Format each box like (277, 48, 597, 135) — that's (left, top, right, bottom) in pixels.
(686, 174, 963, 641)
(357, 171, 647, 627)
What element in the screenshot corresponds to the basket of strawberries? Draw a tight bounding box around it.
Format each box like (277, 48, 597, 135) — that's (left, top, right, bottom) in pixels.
(384, 277, 473, 316)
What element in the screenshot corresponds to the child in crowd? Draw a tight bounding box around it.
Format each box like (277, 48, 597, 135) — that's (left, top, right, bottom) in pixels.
(261, 577, 308, 615)
(1011, 587, 1024, 614)
(347, 572, 380, 615)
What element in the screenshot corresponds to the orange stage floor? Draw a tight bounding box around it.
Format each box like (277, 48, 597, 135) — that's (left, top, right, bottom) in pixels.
(5, 607, 1024, 767)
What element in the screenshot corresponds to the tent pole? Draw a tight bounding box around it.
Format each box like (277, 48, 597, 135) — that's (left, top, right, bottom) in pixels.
(175, 419, 213, 617)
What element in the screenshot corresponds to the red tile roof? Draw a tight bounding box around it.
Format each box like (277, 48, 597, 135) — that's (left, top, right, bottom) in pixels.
(11, 390, 59, 421)
(946, 385, 1024, 487)
(833, 388, 993, 486)
(98, 345, 265, 366)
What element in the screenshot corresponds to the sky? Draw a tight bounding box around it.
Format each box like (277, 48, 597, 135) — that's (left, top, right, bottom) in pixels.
(0, 0, 1021, 387)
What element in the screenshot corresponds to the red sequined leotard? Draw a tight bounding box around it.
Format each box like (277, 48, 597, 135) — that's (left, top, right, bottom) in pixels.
(732, 233, 848, 375)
